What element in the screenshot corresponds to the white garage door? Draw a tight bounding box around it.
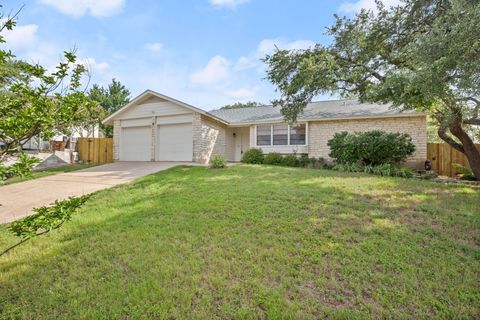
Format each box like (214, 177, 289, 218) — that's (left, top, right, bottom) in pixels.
(156, 123, 193, 161)
(121, 126, 151, 161)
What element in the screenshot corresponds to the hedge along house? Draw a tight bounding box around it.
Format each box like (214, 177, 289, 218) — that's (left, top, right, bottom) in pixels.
(103, 90, 427, 167)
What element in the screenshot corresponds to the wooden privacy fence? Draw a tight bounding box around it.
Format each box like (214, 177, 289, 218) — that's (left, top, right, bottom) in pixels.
(427, 143, 479, 177)
(77, 138, 113, 164)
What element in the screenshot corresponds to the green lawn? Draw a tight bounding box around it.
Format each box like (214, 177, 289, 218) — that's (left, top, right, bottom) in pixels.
(0, 165, 478, 319)
(2, 163, 97, 186)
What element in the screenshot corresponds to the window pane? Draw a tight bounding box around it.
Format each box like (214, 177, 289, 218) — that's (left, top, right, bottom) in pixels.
(256, 125, 271, 145)
(273, 124, 288, 145)
(290, 124, 306, 145)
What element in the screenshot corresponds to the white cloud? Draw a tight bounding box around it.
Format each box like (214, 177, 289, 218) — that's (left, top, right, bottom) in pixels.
(209, 0, 249, 9)
(190, 55, 230, 86)
(83, 58, 109, 73)
(40, 0, 125, 17)
(225, 87, 257, 99)
(235, 38, 315, 71)
(338, 0, 402, 14)
(144, 42, 163, 52)
(256, 38, 315, 57)
(234, 56, 256, 71)
(0, 21, 59, 66)
(2, 23, 39, 49)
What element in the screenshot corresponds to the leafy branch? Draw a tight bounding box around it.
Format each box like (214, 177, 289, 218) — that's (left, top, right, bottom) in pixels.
(0, 195, 91, 257)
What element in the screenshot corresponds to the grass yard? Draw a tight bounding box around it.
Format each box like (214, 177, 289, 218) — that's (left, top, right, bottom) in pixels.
(1, 163, 97, 186)
(0, 165, 478, 319)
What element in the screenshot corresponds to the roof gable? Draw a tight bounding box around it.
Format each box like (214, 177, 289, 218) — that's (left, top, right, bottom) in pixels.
(103, 90, 227, 125)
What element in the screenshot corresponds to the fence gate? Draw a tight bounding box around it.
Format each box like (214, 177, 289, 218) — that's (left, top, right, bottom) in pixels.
(427, 143, 479, 177)
(77, 138, 113, 164)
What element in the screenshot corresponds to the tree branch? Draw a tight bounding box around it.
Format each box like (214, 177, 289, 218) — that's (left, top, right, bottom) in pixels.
(437, 123, 464, 153)
(463, 118, 480, 125)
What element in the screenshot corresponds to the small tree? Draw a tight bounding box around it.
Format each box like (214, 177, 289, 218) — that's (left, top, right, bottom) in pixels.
(0, 6, 95, 161)
(264, 0, 480, 179)
(89, 79, 131, 137)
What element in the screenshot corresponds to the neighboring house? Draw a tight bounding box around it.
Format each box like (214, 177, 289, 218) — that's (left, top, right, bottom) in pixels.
(22, 125, 102, 151)
(103, 90, 427, 167)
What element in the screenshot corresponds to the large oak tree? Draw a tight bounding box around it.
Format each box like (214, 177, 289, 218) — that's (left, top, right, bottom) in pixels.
(264, 0, 480, 179)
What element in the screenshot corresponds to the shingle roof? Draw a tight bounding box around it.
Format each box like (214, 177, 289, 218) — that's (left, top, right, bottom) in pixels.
(208, 99, 419, 124)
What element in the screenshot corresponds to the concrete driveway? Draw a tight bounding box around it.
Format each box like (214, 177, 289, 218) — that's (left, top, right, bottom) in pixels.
(0, 162, 190, 224)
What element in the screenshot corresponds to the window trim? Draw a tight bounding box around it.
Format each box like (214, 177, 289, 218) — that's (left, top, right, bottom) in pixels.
(255, 123, 308, 147)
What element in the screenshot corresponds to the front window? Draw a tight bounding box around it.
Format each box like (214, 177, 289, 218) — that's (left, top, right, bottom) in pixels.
(256, 123, 306, 146)
(256, 125, 271, 145)
(290, 124, 306, 145)
(273, 124, 288, 145)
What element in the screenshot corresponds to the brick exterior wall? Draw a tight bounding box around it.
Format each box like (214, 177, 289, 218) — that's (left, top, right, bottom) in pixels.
(192, 114, 227, 164)
(113, 120, 121, 161)
(308, 115, 427, 167)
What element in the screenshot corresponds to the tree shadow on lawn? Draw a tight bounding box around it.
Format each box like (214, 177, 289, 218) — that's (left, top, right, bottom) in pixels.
(0, 165, 479, 319)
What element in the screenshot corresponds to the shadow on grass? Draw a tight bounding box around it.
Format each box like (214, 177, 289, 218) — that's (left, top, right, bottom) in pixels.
(0, 165, 478, 318)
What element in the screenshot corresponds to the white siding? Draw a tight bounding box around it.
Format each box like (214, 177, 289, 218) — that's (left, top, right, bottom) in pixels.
(156, 114, 193, 125)
(121, 118, 152, 128)
(119, 100, 191, 120)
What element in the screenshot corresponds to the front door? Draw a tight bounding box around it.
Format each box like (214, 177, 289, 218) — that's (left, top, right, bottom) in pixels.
(234, 128, 249, 162)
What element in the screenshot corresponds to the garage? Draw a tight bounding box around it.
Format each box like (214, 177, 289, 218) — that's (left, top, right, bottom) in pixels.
(156, 123, 193, 161)
(121, 126, 151, 161)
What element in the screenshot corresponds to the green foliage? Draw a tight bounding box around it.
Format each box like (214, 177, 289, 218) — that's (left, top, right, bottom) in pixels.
(363, 164, 415, 178)
(328, 131, 416, 165)
(220, 101, 263, 109)
(332, 162, 414, 178)
(209, 154, 226, 169)
(0, 6, 97, 162)
(241, 148, 264, 164)
(264, 0, 480, 179)
(8, 153, 40, 177)
(281, 154, 300, 167)
(89, 79, 131, 137)
(298, 154, 310, 167)
(453, 163, 476, 181)
(0, 153, 40, 183)
(9, 195, 91, 240)
(332, 162, 363, 173)
(305, 157, 327, 169)
(263, 153, 308, 167)
(0, 166, 478, 318)
(263, 152, 284, 165)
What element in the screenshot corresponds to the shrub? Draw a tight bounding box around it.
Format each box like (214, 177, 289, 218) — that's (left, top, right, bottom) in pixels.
(328, 130, 415, 165)
(241, 148, 264, 164)
(9, 153, 41, 177)
(364, 163, 415, 178)
(306, 157, 327, 169)
(298, 154, 310, 167)
(282, 154, 300, 167)
(264, 152, 284, 165)
(453, 163, 476, 180)
(332, 162, 363, 172)
(209, 154, 226, 169)
(0, 153, 40, 183)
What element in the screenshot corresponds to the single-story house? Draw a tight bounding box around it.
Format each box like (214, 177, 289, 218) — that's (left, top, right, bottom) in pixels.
(103, 90, 427, 167)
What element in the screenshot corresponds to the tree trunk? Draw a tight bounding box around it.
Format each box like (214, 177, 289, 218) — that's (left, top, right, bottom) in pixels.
(447, 120, 480, 180)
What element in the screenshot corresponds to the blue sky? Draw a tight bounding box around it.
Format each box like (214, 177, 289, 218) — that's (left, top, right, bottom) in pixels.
(2, 0, 399, 110)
